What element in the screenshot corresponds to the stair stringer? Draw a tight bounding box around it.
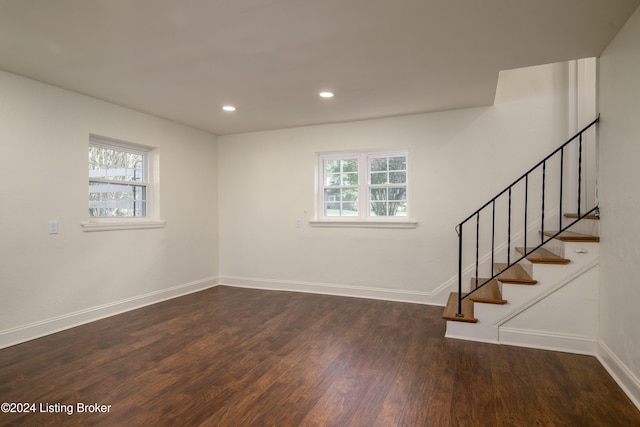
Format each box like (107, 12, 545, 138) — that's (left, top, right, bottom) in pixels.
(445, 241, 599, 346)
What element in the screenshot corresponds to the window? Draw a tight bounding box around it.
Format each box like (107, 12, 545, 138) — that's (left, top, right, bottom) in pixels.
(83, 135, 164, 231)
(89, 136, 149, 218)
(315, 149, 414, 227)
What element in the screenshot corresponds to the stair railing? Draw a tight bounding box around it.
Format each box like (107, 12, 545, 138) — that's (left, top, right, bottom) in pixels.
(454, 117, 600, 318)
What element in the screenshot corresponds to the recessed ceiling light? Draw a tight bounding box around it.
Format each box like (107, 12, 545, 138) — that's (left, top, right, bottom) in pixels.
(222, 105, 236, 112)
(319, 91, 334, 98)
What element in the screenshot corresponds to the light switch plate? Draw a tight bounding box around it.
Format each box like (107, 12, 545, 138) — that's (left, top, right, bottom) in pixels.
(48, 221, 58, 234)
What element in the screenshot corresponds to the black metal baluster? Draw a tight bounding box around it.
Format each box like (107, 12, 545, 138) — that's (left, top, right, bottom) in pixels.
(578, 134, 583, 217)
(524, 174, 528, 255)
(508, 188, 512, 265)
(457, 224, 463, 317)
(542, 160, 546, 244)
(560, 147, 564, 230)
(475, 212, 479, 289)
(491, 200, 495, 270)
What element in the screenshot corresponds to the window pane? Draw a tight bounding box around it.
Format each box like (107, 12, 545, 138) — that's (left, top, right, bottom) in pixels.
(370, 200, 408, 217)
(342, 203, 358, 215)
(324, 201, 359, 217)
(370, 171, 387, 185)
(389, 200, 408, 216)
(325, 158, 358, 186)
(326, 173, 341, 186)
(370, 202, 387, 216)
(89, 146, 144, 182)
(342, 188, 358, 202)
(89, 181, 146, 217)
(370, 156, 407, 185)
(342, 159, 358, 173)
(343, 172, 358, 185)
(390, 171, 406, 184)
(324, 187, 359, 217)
(370, 187, 387, 200)
(388, 187, 406, 200)
(325, 159, 340, 173)
(370, 157, 387, 172)
(370, 186, 406, 217)
(389, 156, 406, 171)
(324, 202, 340, 216)
(324, 188, 341, 202)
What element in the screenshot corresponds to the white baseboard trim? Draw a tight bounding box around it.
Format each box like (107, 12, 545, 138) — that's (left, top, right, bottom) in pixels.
(597, 339, 640, 410)
(445, 322, 499, 344)
(499, 327, 597, 355)
(0, 276, 219, 350)
(219, 276, 436, 305)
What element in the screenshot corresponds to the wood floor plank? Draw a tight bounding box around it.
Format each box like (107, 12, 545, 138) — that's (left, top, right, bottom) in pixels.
(0, 286, 638, 426)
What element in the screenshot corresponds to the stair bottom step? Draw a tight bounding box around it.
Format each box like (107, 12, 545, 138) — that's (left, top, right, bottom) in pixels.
(442, 292, 477, 323)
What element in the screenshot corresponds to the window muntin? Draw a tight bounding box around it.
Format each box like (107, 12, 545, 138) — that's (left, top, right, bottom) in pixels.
(88, 137, 149, 218)
(319, 150, 408, 220)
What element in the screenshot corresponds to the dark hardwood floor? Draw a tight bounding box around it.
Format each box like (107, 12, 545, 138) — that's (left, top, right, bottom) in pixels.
(0, 286, 638, 426)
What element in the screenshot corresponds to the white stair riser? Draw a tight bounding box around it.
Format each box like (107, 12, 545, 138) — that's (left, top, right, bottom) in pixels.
(563, 218, 600, 236)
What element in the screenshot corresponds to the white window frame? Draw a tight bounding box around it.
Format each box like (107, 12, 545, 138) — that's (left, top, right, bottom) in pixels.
(82, 134, 165, 232)
(311, 148, 417, 228)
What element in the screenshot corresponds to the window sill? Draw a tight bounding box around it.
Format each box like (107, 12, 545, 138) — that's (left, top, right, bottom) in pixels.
(81, 219, 166, 232)
(308, 219, 418, 229)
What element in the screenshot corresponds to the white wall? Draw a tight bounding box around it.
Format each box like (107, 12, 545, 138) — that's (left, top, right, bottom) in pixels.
(598, 5, 640, 406)
(218, 62, 574, 303)
(0, 71, 219, 347)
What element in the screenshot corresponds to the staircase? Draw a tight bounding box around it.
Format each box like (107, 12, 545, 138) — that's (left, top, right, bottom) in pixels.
(443, 213, 599, 343)
(443, 118, 600, 345)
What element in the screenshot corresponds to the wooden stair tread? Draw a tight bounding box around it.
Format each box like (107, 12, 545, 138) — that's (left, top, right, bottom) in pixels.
(494, 263, 537, 285)
(516, 247, 571, 265)
(442, 292, 477, 323)
(564, 213, 599, 220)
(468, 278, 507, 304)
(543, 230, 599, 242)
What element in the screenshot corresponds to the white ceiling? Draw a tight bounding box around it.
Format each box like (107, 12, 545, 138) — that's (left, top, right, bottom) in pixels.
(0, 0, 638, 135)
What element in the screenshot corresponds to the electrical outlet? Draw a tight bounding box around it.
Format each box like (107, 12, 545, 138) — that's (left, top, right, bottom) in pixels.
(48, 221, 58, 235)
(295, 218, 302, 228)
